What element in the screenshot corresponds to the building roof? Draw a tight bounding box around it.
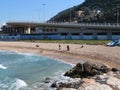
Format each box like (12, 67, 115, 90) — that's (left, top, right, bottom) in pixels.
(4, 22, 120, 30)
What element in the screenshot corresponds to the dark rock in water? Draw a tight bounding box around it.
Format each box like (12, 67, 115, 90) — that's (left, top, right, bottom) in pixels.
(51, 81, 57, 88)
(43, 77, 51, 83)
(64, 62, 112, 78)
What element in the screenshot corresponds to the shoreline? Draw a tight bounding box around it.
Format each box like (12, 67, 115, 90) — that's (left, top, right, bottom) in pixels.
(0, 41, 120, 68)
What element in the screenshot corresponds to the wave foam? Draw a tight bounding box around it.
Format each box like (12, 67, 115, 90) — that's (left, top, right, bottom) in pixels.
(0, 64, 7, 69)
(9, 79, 27, 90)
(14, 51, 35, 56)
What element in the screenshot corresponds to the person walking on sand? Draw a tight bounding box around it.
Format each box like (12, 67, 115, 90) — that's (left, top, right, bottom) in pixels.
(59, 44, 61, 50)
(67, 45, 70, 51)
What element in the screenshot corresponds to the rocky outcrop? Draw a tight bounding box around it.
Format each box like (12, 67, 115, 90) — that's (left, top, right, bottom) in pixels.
(106, 77, 120, 90)
(49, 62, 120, 90)
(51, 74, 120, 90)
(31, 62, 120, 90)
(79, 83, 113, 90)
(51, 78, 83, 89)
(60, 88, 76, 90)
(64, 62, 111, 78)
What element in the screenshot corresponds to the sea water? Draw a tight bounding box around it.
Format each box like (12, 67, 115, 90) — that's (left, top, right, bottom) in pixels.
(0, 50, 72, 90)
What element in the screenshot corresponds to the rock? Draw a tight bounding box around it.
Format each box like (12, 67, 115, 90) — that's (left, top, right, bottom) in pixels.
(59, 88, 76, 90)
(90, 69, 103, 76)
(64, 62, 103, 78)
(83, 62, 93, 73)
(111, 68, 118, 72)
(51, 62, 120, 90)
(106, 77, 120, 90)
(92, 64, 101, 70)
(83, 62, 93, 77)
(79, 83, 113, 90)
(51, 81, 58, 88)
(43, 77, 51, 83)
(64, 63, 83, 78)
(95, 75, 108, 84)
(100, 65, 110, 73)
(95, 75, 120, 90)
(64, 62, 116, 79)
(51, 78, 82, 89)
(82, 78, 96, 85)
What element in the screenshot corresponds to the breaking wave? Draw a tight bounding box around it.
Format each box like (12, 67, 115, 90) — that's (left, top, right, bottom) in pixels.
(9, 78, 27, 90)
(0, 64, 7, 69)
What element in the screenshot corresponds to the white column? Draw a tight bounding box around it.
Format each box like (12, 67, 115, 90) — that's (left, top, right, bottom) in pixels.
(27, 27, 31, 34)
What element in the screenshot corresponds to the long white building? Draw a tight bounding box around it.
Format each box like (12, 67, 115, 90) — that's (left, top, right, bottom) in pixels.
(1, 22, 120, 40)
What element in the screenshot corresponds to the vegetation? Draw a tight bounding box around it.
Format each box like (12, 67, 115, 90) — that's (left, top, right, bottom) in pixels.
(49, 0, 120, 23)
(21, 40, 111, 45)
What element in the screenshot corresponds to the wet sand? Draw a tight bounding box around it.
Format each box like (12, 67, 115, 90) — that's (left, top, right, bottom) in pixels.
(0, 41, 120, 68)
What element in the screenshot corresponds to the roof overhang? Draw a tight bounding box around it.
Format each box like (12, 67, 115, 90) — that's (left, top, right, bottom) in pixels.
(5, 22, 120, 30)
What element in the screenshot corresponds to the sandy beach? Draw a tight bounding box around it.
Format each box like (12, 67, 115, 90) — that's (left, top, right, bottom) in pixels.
(0, 41, 120, 68)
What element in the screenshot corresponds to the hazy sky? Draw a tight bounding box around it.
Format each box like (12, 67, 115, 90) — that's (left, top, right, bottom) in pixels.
(0, 0, 84, 25)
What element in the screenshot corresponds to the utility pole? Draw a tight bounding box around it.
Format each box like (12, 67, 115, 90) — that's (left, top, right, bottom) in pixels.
(43, 4, 46, 23)
(69, 8, 72, 23)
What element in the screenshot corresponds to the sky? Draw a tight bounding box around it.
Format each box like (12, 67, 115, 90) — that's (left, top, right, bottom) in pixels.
(0, 0, 84, 26)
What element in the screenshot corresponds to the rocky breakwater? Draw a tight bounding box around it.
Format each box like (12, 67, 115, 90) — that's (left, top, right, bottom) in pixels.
(51, 62, 120, 90)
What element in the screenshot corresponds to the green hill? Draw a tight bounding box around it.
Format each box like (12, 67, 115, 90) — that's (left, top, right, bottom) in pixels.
(49, 0, 120, 23)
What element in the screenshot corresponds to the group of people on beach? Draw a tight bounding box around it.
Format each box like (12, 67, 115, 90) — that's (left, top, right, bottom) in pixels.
(59, 44, 84, 51)
(36, 43, 83, 52)
(59, 44, 70, 51)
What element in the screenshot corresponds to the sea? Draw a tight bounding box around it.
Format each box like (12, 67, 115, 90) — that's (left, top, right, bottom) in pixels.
(0, 50, 72, 90)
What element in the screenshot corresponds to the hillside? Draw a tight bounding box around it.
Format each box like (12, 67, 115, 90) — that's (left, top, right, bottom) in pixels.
(49, 0, 120, 23)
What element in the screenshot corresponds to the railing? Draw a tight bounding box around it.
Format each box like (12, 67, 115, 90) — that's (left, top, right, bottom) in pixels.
(46, 22, 120, 27)
(6, 21, 120, 28)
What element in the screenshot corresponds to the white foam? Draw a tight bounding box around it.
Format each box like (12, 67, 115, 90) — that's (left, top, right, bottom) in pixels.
(0, 50, 35, 56)
(0, 64, 7, 69)
(9, 79, 27, 90)
(14, 51, 35, 56)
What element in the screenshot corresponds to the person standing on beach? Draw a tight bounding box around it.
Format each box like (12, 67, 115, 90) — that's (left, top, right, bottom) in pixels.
(67, 45, 70, 51)
(81, 44, 84, 48)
